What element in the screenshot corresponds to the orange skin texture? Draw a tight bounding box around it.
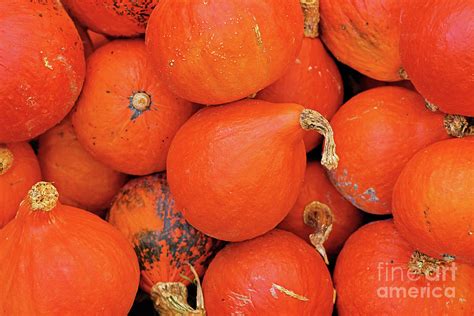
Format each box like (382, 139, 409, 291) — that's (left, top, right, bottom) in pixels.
(108, 174, 221, 294)
(72, 40, 196, 175)
(334, 220, 474, 315)
(320, 0, 403, 81)
(0, 143, 41, 228)
(0, 0, 85, 143)
(393, 138, 474, 265)
(400, 0, 474, 116)
(38, 116, 128, 216)
(0, 195, 140, 314)
(278, 162, 364, 257)
(203, 229, 334, 315)
(167, 99, 307, 241)
(328, 87, 450, 215)
(257, 38, 343, 152)
(62, 0, 159, 37)
(145, 0, 304, 105)
(87, 30, 109, 50)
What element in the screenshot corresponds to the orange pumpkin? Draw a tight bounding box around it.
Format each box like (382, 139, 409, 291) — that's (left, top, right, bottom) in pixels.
(320, 0, 403, 81)
(0, 0, 85, 143)
(0, 182, 140, 314)
(0, 143, 41, 228)
(167, 99, 338, 242)
(38, 116, 128, 216)
(72, 39, 196, 175)
(62, 0, 159, 37)
(87, 30, 109, 50)
(203, 229, 334, 315)
(393, 137, 474, 265)
(145, 0, 304, 105)
(108, 174, 221, 295)
(334, 220, 474, 315)
(74, 21, 94, 58)
(278, 162, 363, 260)
(328, 86, 468, 215)
(399, 0, 474, 116)
(257, 38, 343, 152)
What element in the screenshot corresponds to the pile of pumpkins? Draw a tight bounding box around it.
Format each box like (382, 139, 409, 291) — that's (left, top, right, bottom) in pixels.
(0, 0, 472, 315)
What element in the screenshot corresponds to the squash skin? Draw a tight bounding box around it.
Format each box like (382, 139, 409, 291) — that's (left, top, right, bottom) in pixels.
(72, 39, 196, 175)
(0, 0, 85, 143)
(145, 0, 304, 105)
(38, 116, 127, 216)
(108, 174, 221, 294)
(62, 0, 159, 37)
(393, 138, 474, 265)
(0, 143, 41, 228)
(257, 38, 343, 152)
(328, 87, 450, 215)
(335, 220, 474, 315)
(203, 229, 334, 315)
(320, 0, 403, 81)
(167, 99, 307, 242)
(400, 0, 474, 116)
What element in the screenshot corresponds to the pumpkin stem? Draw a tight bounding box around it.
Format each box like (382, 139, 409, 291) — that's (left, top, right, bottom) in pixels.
(150, 264, 205, 316)
(425, 100, 439, 112)
(300, 0, 320, 38)
(303, 201, 334, 265)
(299, 109, 339, 169)
(28, 182, 59, 212)
(131, 92, 151, 111)
(408, 250, 454, 277)
(0, 146, 14, 175)
(444, 114, 470, 138)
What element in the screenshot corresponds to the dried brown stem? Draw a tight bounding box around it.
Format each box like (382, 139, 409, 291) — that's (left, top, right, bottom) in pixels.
(0, 146, 14, 175)
(28, 182, 59, 212)
(300, 0, 320, 38)
(303, 201, 334, 264)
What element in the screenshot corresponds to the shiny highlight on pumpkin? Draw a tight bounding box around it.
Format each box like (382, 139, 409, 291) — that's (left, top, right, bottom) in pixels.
(28, 182, 59, 212)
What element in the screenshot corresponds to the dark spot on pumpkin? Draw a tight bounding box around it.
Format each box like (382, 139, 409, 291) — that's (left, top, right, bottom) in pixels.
(106, 90, 111, 94)
(111, 0, 157, 27)
(38, 13, 43, 17)
(423, 208, 432, 232)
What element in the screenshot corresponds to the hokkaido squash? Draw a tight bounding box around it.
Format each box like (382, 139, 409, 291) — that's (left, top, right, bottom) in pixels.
(38, 116, 128, 216)
(203, 229, 334, 315)
(334, 220, 474, 315)
(62, 0, 159, 37)
(167, 99, 338, 241)
(145, 0, 304, 105)
(328, 86, 469, 215)
(74, 21, 94, 58)
(0, 182, 140, 314)
(72, 39, 196, 175)
(108, 174, 221, 295)
(278, 162, 363, 261)
(320, 0, 404, 81)
(399, 0, 474, 116)
(87, 30, 109, 50)
(0, 143, 41, 228)
(0, 0, 85, 143)
(393, 138, 474, 265)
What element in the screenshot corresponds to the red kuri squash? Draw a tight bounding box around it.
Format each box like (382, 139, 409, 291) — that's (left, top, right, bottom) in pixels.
(0, 142, 41, 228)
(72, 39, 196, 175)
(87, 30, 109, 50)
(0, 0, 85, 143)
(38, 116, 128, 216)
(145, 0, 304, 105)
(203, 229, 334, 315)
(393, 137, 474, 265)
(167, 99, 338, 241)
(400, 0, 474, 116)
(0, 182, 140, 314)
(334, 220, 474, 315)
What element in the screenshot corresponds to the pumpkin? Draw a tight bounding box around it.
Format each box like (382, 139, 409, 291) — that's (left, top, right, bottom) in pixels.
(72, 39, 196, 175)
(393, 137, 474, 265)
(145, 0, 304, 105)
(38, 116, 128, 216)
(0, 182, 140, 314)
(0, 0, 85, 143)
(108, 173, 221, 295)
(203, 229, 334, 315)
(328, 86, 469, 215)
(277, 161, 363, 262)
(61, 0, 159, 37)
(399, 0, 474, 116)
(74, 21, 94, 58)
(167, 99, 338, 242)
(334, 220, 474, 315)
(87, 30, 109, 50)
(320, 0, 404, 81)
(257, 37, 343, 152)
(0, 143, 41, 228)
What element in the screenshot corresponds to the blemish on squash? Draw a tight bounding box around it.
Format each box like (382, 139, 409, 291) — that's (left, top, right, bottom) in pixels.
(43, 57, 53, 70)
(254, 24, 263, 47)
(362, 188, 379, 202)
(228, 291, 254, 307)
(270, 283, 309, 301)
